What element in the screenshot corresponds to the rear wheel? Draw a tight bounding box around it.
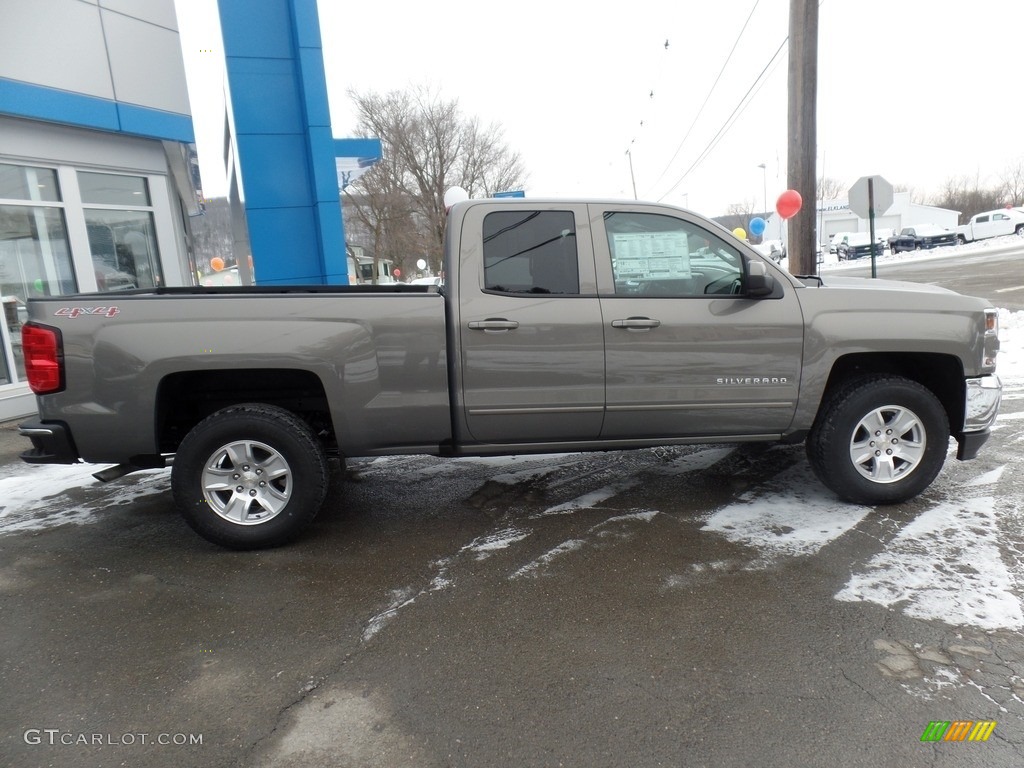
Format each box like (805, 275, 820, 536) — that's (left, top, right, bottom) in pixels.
(172, 404, 329, 549)
(806, 376, 949, 505)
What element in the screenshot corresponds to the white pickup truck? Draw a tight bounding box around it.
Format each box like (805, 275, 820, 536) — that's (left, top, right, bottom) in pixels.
(955, 208, 1024, 244)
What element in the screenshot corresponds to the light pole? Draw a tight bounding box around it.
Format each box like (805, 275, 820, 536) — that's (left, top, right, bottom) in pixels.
(757, 162, 767, 219)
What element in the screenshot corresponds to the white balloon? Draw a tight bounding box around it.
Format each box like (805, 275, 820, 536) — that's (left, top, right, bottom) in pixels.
(444, 186, 469, 208)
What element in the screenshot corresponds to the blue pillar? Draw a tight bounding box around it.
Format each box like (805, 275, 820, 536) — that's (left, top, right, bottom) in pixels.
(218, 0, 346, 284)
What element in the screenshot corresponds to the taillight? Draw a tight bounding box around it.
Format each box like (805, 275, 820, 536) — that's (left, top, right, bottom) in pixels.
(22, 323, 64, 394)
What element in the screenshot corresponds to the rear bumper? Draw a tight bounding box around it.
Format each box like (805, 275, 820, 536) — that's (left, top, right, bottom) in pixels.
(19, 421, 81, 464)
(957, 375, 1002, 460)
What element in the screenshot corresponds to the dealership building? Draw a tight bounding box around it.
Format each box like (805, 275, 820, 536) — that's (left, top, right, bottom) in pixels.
(0, 0, 374, 420)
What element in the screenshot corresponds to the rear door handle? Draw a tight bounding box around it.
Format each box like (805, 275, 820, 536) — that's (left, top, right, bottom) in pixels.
(468, 319, 520, 332)
(611, 317, 661, 330)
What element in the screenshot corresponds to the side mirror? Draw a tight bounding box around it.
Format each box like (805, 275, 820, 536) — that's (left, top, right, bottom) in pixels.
(745, 260, 775, 297)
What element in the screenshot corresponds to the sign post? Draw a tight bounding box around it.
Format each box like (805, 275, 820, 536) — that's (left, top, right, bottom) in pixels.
(848, 175, 893, 279)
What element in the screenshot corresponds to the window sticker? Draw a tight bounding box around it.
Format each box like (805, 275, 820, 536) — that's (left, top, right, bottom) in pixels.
(611, 232, 691, 280)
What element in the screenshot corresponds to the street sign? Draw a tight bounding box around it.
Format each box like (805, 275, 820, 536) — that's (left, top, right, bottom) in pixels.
(848, 175, 893, 279)
(848, 175, 893, 219)
(493, 190, 526, 198)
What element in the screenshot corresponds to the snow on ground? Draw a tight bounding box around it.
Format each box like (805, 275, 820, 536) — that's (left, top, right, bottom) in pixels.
(0, 464, 168, 534)
(835, 495, 1023, 631)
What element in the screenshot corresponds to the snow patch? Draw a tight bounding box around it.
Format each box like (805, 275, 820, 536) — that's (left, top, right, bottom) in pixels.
(0, 464, 169, 535)
(511, 539, 586, 580)
(461, 527, 531, 558)
(836, 496, 1024, 631)
(535, 479, 640, 517)
(702, 462, 870, 560)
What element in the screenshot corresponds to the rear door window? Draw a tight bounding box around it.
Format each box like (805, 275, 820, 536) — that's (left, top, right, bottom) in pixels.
(482, 211, 579, 294)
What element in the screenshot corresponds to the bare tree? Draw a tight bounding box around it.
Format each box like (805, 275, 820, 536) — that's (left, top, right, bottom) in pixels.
(999, 157, 1024, 207)
(816, 176, 846, 203)
(931, 173, 1004, 223)
(726, 198, 758, 218)
(347, 86, 528, 274)
(892, 183, 923, 204)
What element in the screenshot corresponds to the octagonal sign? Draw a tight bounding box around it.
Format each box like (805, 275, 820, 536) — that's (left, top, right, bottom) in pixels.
(848, 175, 894, 219)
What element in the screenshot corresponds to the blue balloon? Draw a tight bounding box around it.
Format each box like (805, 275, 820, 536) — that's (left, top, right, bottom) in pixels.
(749, 217, 767, 236)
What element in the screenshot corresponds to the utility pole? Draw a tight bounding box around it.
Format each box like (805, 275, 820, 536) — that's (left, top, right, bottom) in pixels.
(787, 0, 818, 275)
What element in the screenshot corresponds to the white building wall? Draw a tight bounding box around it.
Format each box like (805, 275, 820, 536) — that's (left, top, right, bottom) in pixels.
(0, 0, 190, 117)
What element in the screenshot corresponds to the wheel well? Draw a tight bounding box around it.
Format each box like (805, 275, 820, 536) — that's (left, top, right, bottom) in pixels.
(156, 369, 335, 454)
(821, 353, 964, 431)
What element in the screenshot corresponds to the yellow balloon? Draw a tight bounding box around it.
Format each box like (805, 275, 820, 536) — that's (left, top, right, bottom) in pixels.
(732, 227, 747, 240)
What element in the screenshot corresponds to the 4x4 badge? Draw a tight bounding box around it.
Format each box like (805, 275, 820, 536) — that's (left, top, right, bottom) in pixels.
(54, 306, 120, 319)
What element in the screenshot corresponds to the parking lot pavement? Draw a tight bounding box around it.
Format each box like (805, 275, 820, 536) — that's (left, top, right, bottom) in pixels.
(0, 418, 26, 465)
(3, 392, 1024, 767)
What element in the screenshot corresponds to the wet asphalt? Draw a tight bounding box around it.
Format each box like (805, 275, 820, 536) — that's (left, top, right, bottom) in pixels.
(2, 422, 1024, 768)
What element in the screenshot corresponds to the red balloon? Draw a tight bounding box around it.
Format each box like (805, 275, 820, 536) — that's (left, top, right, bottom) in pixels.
(776, 189, 803, 220)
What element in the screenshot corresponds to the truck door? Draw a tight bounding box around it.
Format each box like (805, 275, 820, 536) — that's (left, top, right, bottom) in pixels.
(972, 214, 992, 239)
(457, 203, 605, 444)
(592, 205, 803, 440)
(989, 212, 1013, 237)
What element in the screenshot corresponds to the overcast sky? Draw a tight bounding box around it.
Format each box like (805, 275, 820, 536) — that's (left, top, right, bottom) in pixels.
(175, 0, 1024, 217)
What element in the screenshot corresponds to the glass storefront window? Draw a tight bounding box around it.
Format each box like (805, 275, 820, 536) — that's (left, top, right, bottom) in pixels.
(85, 209, 162, 290)
(0, 163, 61, 203)
(0, 189, 76, 383)
(78, 171, 150, 206)
(78, 172, 162, 291)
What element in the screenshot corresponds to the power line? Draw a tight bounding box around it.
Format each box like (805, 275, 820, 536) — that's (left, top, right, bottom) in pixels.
(657, 35, 788, 202)
(644, 0, 762, 195)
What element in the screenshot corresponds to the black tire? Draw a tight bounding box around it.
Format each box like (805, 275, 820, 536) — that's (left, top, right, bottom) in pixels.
(171, 404, 329, 549)
(806, 376, 949, 505)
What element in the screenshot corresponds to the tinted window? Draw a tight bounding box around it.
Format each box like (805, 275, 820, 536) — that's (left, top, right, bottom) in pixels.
(482, 211, 579, 294)
(604, 211, 743, 297)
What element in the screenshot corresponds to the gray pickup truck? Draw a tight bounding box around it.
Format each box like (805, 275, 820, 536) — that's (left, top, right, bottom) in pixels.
(19, 198, 1002, 549)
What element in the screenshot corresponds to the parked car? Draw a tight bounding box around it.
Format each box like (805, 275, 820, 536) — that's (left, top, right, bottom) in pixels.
(888, 225, 958, 253)
(836, 233, 880, 260)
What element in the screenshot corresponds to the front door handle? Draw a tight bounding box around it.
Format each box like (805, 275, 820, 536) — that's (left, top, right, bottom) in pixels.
(611, 317, 661, 330)
(468, 319, 520, 332)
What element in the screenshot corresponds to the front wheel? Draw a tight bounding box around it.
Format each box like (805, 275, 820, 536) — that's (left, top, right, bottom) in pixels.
(806, 376, 949, 505)
(171, 404, 329, 549)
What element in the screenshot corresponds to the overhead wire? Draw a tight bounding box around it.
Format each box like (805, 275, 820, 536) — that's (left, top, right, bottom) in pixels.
(651, 0, 828, 204)
(657, 35, 788, 201)
(643, 0, 762, 195)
